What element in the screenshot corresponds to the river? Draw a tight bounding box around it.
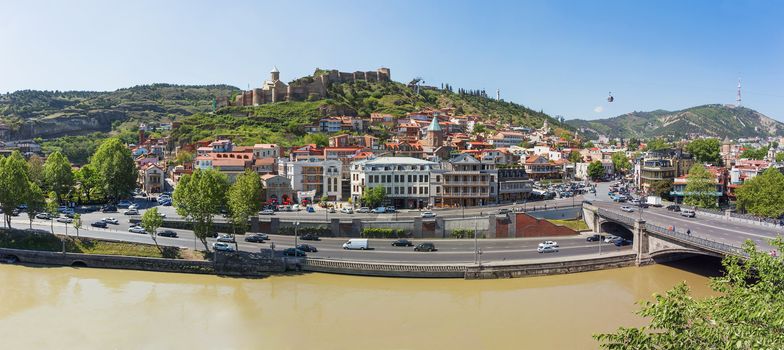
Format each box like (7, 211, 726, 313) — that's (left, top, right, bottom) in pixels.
(0, 259, 719, 349)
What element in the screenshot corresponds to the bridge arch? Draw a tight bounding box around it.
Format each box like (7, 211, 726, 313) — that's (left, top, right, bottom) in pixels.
(599, 221, 633, 240)
(71, 260, 88, 267)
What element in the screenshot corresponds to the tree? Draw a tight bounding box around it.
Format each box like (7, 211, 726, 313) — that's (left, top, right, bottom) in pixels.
(683, 164, 717, 209)
(74, 164, 100, 203)
(568, 151, 582, 164)
(46, 191, 59, 234)
(43, 151, 74, 201)
(72, 213, 82, 238)
(141, 207, 164, 253)
(175, 151, 195, 166)
(686, 138, 722, 164)
(587, 161, 605, 180)
(611, 152, 631, 174)
(776, 152, 784, 163)
(361, 186, 386, 208)
(648, 180, 673, 200)
(736, 167, 784, 218)
(644, 138, 670, 151)
(473, 123, 487, 134)
(226, 170, 262, 238)
(303, 133, 329, 147)
(739, 146, 768, 160)
(0, 151, 32, 228)
(627, 138, 640, 151)
(596, 238, 784, 349)
(173, 169, 228, 251)
(25, 182, 45, 229)
(27, 154, 45, 186)
(89, 138, 136, 203)
(583, 141, 595, 149)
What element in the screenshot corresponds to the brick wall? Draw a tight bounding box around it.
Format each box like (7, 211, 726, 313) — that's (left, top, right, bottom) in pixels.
(513, 213, 577, 237)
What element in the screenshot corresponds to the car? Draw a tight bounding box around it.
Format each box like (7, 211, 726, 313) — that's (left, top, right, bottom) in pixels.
(128, 226, 146, 234)
(342, 238, 369, 250)
(385, 207, 396, 213)
(296, 244, 318, 252)
(91, 221, 108, 228)
(666, 205, 681, 212)
(282, 248, 307, 257)
(414, 242, 437, 252)
(620, 206, 634, 212)
(637, 203, 649, 208)
(420, 211, 437, 218)
(340, 207, 354, 214)
(212, 242, 235, 252)
(327, 207, 336, 213)
(57, 206, 68, 213)
(244, 233, 269, 243)
(604, 235, 619, 243)
(159, 200, 172, 206)
(56, 217, 73, 223)
(102, 205, 118, 213)
(497, 208, 511, 215)
(128, 204, 139, 210)
(157, 230, 178, 238)
(291, 204, 302, 211)
(586, 234, 605, 242)
(217, 234, 235, 243)
(614, 238, 632, 247)
(16, 204, 28, 210)
(117, 200, 132, 208)
(391, 239, 413, 247)
(259, 209, 275, 215)
(370, 207, 386, 214)
(306, 206, 316, 213)
(300, 233, 320, 241)
(35, 213, 51, 220)
(680, 209, 696, 218)
(357, 207, 371, 213)
(537, 246, 559, 253)
(538, 240, 559, 248)
(124, 209, 139, 215)
(102, 217, 119, 225)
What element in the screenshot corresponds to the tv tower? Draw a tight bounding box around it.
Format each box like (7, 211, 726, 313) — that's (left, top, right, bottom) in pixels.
(496, 88, 500, 101)
(736, 78, 742, 107)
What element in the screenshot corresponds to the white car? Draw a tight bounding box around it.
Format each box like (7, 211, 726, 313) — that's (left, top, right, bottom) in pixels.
(604, 235, 619, 243)
(102, 217, 119, 225)
(128, 226, 146, 234)
(128, 204, 139, 210)
(620, 206, 634, 212)
(158, 212, 166, 218)
(212, 242, 235, 252)
(124, 209, 139, 215)
(291, 204, 302, 211)
(56, 217, 73, 223)
(537, 246, 559, 253)
(538, 240, 559, 248)
(421, 211, 437, 218)
(357, 207, 370, 213)
(259, 209, 275, 215)
(340, 207, 354, 214)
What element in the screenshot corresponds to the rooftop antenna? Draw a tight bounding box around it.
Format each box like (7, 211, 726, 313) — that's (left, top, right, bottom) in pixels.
(736, 78, 742, 107)
(496, 88, 500, 101)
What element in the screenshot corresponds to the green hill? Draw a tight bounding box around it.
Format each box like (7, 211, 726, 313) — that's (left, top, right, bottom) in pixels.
(567, 104, 783, 140)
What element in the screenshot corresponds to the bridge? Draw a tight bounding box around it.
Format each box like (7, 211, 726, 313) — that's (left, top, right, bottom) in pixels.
(583, 202, 751, 265)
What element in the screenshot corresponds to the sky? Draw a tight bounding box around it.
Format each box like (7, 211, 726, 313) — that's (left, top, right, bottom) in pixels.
(1, 0, 782, 120)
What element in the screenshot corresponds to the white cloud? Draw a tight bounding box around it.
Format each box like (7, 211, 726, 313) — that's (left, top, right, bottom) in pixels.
(593, 106, 604, 113)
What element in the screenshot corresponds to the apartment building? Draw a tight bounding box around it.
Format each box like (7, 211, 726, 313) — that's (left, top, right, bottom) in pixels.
(282, 158, 343, 201)
(440, 154, 496, 207)
(350, 157, 439, 209)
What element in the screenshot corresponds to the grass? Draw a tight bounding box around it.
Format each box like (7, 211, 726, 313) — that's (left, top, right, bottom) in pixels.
(547, 219, 589, 231)
(0, 228, 200, 259)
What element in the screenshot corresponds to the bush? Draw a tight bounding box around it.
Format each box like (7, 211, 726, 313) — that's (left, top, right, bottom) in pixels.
(277, 226, 332, 236)
(450, 229, 474, 239)
(361, 228, 407, 238)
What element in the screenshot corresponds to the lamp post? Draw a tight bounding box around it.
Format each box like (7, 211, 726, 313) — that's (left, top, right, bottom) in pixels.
(473, 221, 479, 264)
(294, 221, 300, 251)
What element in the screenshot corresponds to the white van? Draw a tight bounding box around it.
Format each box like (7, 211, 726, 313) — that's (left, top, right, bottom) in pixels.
(342, 238, 369, 250)
(680, 209, 696, 218)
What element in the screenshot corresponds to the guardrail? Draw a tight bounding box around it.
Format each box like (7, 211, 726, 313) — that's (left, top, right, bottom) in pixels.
(596, 208, 636, 227)
(644, 223, 746, 257)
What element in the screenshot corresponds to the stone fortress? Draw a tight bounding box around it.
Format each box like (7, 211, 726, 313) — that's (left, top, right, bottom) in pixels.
(223, 67, 391, 107)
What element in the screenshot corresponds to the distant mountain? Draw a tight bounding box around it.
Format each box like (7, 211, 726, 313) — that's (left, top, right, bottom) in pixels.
(0, 84, 239, 139)
(566, 104, 783, 140)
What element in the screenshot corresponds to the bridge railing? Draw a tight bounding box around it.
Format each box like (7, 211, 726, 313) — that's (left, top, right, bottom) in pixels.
(597, 208, 636, 227)
(644, 223, 747, 257)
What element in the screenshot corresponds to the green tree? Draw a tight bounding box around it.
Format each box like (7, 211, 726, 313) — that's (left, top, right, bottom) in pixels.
(90, 138, 136, 203)
(644, 138, 670, 151)
(611, 152, 631, 173)
(683, 164, 717, 209)
(173, 169, 229, 251)
(72, 213, 82, 238)
(686, 138, 722, 164)
(596, 238, 784, 349)
(736, 167, 784, 218)
(568, 151, 582, 164)
(473, 123, 487, 134)
(648, 180, 673, 200)
(739, 146, 768, 160)
(175, 151, 195, 166)
(627, 138, 640, 151)
(45, 191, 59, 234)
(226, 170, 262, 238)
(27, 154, 45, 187)
(303, 133, 329, 147)
(141, 207, 164, 253)
(361, 186, 386, 208)
(74, 164, 100, 203)
(43, 151, 75, 201)
(25, 182, 45, 229)
(0, 151, 32, 228)
(583, 141, 595, 149)
(587, 161, 605, 180)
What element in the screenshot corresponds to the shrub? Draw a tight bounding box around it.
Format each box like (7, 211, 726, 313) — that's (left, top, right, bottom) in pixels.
(361, 228, 407, 238)
(450, 229, 474, 239)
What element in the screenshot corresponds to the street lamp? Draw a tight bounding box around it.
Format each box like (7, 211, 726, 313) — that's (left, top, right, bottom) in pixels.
(473, 221, 479, 264)
(294, 221, 300, 250)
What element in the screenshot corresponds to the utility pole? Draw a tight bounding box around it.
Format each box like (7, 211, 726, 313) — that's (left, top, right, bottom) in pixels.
(294, 221, 300, 250)
(473, 221, 478, 264)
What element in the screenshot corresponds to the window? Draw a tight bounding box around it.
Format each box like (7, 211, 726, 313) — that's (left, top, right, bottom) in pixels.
(387, 175, 392, 183)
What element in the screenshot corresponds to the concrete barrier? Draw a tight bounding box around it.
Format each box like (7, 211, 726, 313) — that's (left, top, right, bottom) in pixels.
(464, 253, 637, 279)
(303, 258, 467, 278)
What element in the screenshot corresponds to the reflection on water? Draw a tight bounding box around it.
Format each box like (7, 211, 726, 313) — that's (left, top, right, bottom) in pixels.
(0, 258, 719, 349)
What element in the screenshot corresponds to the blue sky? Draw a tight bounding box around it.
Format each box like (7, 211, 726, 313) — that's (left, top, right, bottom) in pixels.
(1, 0, 782, 120)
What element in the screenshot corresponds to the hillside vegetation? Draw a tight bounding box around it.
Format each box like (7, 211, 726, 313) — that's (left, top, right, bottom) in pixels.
(568, 104, 783, 140)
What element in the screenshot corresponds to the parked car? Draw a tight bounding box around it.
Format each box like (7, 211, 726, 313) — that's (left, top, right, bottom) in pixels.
(282, 248, 307, 257)
(102, 217, 119, 225)
(306, 206, 316, 213)
(620, 206, 634, 212)
(497, 208, 510, 215)
(637, 203, 649, 208)
(117, 200, 132, 208)
(212, 242, 235, 252)
(159, 199, 172, 206)
(614, 238, 633, 247)
(300, 233, 320, 241)
(357, 207, 371, 213)
(326, 207, 335, 213)
(91, 221, 108, 228)
(385, 207, 396, 213)
(259, 209, 275, 215)
(157, 212, 166, 218)
(296, 244, 318, 252)
(124, 209, 139, 215)
(244, 233, 269, 243)
(414, 242, 437, 252)
(128, 226, 146, 234)
(666, 205, 681, 212)
(128, 204, 139, 210)
(217, 234, 235, 243)
(538, 240, 559, 248)
(420, 211, 437, 218)
(586, 234, 605, 242)
(340, 207, 354, 214)
(537, 246, 559, 253)
(56, 217, 73, 223)
(392, 239, 414, 247)
(604, 235, 619, 243)
(157, 230, 178, 238)
(370, 207, 387, 214)
(680, 209, 696, 218)
(291, 204, 302, 211)
(35, 213, 51, 220)
(102, 205, 118, 213)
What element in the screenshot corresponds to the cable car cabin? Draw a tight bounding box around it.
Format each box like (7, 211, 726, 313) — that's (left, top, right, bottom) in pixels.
(607, 93, 614, 102)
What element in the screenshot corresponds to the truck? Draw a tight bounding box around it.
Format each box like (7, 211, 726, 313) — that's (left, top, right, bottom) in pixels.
(646, 196, 663, 207)
(342, 238, 369, 250)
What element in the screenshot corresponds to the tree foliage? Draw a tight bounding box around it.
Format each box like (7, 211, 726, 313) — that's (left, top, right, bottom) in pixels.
(303, 133, 329, 148)
(27, 155, 45, 186)
(43, 151, 74, 200)
(25, 182, 45, 229)
(45, 191, 59, 234)
(736, 167, 784, 218)
(686, 138, 722, 164)
(648, 180, 673, 200)
(0, 151, 32, 228)
(684, 164, 718, 209)
(227, 170, 262, 236)
(141, 207, 164, 253)
(644, 138, 670, 151)
(89, 138, 136, 202)
(587, 161, 605, 180)
(173, 169, 228, 250)
(361, 186, 386, 208)
(568, 151, 582, 163)
(596, 238, 784, 349)
(739, 145, 768, 160)
(611, 152, 631, 173)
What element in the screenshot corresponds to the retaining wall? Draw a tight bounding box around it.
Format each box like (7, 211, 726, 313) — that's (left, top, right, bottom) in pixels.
(464, 254, 637, 279)
(303, 258, 466, 278)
